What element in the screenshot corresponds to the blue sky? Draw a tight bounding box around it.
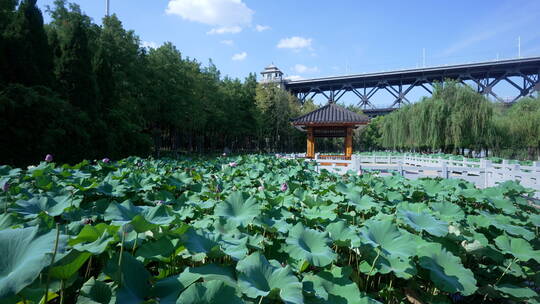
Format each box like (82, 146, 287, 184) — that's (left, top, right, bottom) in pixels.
(37, 0, 540, 106)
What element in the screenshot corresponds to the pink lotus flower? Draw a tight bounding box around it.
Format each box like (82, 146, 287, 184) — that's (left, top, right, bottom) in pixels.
(45, 154, 53, 162)
(222, 153, 227, 156)
(102, 158, 110, 163)
(357, 169, 362, 176)
(258, 185, 265, 191)
(229, 162, 237, 167)
(280, 183, 288, 192)
(275, 153, 281, 158)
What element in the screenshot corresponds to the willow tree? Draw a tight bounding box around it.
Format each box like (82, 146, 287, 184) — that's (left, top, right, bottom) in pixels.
(491, 96, 540, 159)
(380, 81, 493, 154)
(433, 81, 493, 154)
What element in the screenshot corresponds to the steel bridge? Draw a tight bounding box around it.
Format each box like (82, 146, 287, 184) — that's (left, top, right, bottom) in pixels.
(282, 57, 540, 114)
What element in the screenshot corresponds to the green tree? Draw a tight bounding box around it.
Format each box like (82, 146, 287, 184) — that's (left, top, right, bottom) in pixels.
(92, 14, 151, 158)
(379, 81, 493, 155)
(255, 84, 302, 152)
(1, 0, 53, 86)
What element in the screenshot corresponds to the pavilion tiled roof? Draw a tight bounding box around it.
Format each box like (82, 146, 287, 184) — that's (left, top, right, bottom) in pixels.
(291, 103, 369, 125)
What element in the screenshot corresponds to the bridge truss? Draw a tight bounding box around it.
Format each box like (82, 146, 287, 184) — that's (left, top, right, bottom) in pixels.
(284, 57, 540, 110)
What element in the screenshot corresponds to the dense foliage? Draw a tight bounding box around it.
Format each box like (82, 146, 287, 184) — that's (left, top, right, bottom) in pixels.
(0, 0, 316, 167)
(373, 82, 540, 160)
(490, 97, 540, 160)
(1, 155, 539, 303)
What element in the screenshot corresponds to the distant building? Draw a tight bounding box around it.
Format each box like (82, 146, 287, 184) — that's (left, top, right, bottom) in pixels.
(260, 64, 286, 88)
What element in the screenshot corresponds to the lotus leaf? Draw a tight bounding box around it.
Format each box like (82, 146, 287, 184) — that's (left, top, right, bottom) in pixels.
(359, 219, 417, 278)
(327, 221, 360, 247)
(115, 252, 151, 303)
(284, 223, 337, 267)
(418, 243, 478, 296)
(494, 234, 540, 263)
(77, 277, 114, 304)
(397, 207, 448, 237)
(303, 204, 337, 221)
(214, 191, 260, 227)
(182, 228, 222, 260)
(70, 224, 117, 254)
(236, 252, 303, 304)
(136, 236, 175, 261)
(303, 266, 381, 304)
(177, 280, 243, 304)
(494, 284, 539, 299)
(153, 264, 236, 304)
(0, 226, 67, 299)
(103, 200, 143, 225)
(11, 195, 80, 218)
(50, 250, 91, 280)
(430, 201, 465, 222)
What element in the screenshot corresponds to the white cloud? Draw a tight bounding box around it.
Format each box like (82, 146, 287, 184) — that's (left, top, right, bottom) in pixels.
(207, 26, 242, 35)
(293, 64, 318, 74)
(166, 0, 253, 27)
(255, 24, 270, 32)
(286, 75, 304, 81)
(277, 36, 312, 50)
(141, 41, 159, 49)
(232, 52, 247, 61)
(221, 40, 234, 46)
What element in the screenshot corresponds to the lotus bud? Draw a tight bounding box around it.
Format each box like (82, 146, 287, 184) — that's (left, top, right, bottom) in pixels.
(45, 154, 53, 162)
(280, 183, 288, 192)
(222, 153, 227, 156)
(258, 185, 265, 191)
(357, 169, 362, 176)
(229, 162, 237, 167)
(81, 218, 93, 225)
(2, 183, 10, 192)
(102, 158, 110, 163)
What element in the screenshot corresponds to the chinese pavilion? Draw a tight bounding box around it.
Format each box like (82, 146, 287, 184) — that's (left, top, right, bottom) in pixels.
(291, 102, 369, 159)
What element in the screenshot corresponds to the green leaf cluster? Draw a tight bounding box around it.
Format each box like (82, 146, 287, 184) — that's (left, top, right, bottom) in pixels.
(0, 155, 539, 303)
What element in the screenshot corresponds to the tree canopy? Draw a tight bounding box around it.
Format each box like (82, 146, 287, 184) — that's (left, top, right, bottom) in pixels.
(372, 81, 540, 159)
(0, 0, 314, 166)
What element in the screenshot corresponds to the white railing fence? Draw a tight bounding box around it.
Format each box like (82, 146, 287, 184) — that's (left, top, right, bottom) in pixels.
(281, 153, 540, 197)
(358, 154, 540, 197)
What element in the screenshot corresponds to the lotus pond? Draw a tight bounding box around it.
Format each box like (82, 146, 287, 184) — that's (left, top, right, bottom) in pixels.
(0, 155, 539, 303)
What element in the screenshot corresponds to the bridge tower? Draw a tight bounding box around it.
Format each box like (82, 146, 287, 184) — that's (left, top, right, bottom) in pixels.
(260, 64, 285, 88)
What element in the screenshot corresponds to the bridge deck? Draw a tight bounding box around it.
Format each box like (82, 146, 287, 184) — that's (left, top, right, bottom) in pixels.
(283, 56, 540, 110)
(286, 56, 540, 91)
